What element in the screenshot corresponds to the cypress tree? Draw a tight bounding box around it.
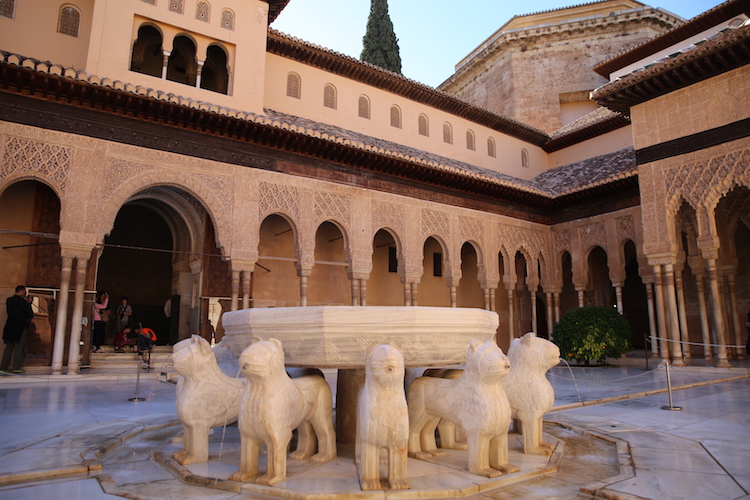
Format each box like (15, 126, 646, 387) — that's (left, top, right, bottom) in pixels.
(360, 0, 402, 74)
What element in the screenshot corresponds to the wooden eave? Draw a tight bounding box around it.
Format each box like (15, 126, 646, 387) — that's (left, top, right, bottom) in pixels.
(594, 0, 750, 78)
(543, 113, 631, 152)
(266, 31, 549, 147)
(265, 0, 290, 23)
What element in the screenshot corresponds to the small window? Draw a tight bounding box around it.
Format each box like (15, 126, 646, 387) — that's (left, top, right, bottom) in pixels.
(521, 148, 529, 168)
(58, 5, 81, 37)
(418, 114, 429, 137)
(466, 130, 476, 151)
(323, 84, 336, 109)
(221, 9, 235, 30)
(141, 0, 156, 4)
(487, 137, 496, 158)
(390, 105, 401, 128)
(358, 95, 370, 119)
(433, 252, 442, 277)
(286, 72, 301, 99)
(443, 123, 453, 144)
(0, 0, 15, 18)
(196, 1, 210, 22)
(169, 0, 183, 14)
(388, 247, 398, 273)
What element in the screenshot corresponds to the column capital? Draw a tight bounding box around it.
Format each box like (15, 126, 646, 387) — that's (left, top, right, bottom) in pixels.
(230, 259, 256, 273)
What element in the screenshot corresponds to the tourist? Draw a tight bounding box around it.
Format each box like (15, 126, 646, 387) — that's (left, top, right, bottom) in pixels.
(0, 285, 34, 374)
(113, 325, 131, 353)
(91, 291, 109, 353)
(116, 296, 132, 333)
(135, 324, 156, 353)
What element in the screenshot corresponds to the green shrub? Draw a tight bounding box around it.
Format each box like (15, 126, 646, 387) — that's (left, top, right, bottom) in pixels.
(552, 305, 632, 366)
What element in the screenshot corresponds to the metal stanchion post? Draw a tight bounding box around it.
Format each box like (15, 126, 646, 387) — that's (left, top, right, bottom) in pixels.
(644, 332, 649, 371)
(129, 354, 146, 402)
(660, 361, 682, 411)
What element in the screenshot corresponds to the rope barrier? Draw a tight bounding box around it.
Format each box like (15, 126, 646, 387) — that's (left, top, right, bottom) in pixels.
(650, 335, 745, 349)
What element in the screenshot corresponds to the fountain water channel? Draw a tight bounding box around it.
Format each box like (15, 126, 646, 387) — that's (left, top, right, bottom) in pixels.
(158, 306, 566, 498)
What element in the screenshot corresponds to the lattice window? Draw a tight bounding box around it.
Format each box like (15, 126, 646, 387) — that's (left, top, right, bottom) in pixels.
(466, 130, 475, 151)
(0, 0, 16, 18)
(140, 0, 156, 4)
(169, 0, 183, 14)
(418, 114, 429, 137)
(443, 123, 452, 144)
(196, 1, 209, 22)
(487, 137, 496, 157)
(521, 148, 529, 168)
(323, 84, 336, 109)
(390, 105, 401, 128)
(221, 9, 234, 30)
(58, 5, 80, 37)
(358, 95, 370, 119)
(286, 72, 301, 98)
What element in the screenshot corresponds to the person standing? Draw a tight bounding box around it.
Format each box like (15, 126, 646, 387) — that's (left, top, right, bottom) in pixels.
(116, 296, 132, 333)
(91, 291, 109, 353)
(1, 285, 34, 374)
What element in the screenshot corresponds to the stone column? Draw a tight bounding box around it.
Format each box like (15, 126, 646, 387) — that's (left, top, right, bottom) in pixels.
(298, 267, 312, 307)
(674, 263, 691, 363)
(483, 288, 491, 311)
(241, 270, 252, 310)
(66, 258, 89, 375)
(725, 273, 744, 359)
(230, 270, 240, 311)
(161, 51, 170, 79)
(351, 278, 360, 306)
(195, 60, 204, 88)
(360, 279, 367, 306)
(693, 273, 712, 361)
(336, 368, 365, 444)
(663, 263, 685, 366)
(613, 282, 624, 314)
(506, 288, 515, 342)
(411, 282, 418, 306)
(546, 292, 554, 340)
(403, 281, 412, 306)
(489, 288, 496, 313)
(705, 258, 730, 367)
(643, 279, 659, 358)
(50, 257, 73, 375)
(530, 288, 538, 334)
(575, 286, 586, 308)
(653, 265, 669, 361)
(553, 292, 560, 324)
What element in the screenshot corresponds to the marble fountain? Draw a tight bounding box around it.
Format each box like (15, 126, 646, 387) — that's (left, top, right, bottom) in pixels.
(156, 306, 564, 499)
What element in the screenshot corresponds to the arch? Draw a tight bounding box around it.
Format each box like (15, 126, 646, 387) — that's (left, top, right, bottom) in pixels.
(309, 220, 350, 306)
(466, 129, 476, 151)
(200, 43, 229, 94)
(255, 213, 301, 307)
(167, 35, 198, 86)
(220, 9, 235, 30)
(130, 24, 163, 77)
(587, 246, 614, 307)
(358, 95, 370, 119)
(521, 148, 529, 168)
(487, 137, 496, 158)
(418, 114, 429, 137)
(456, 241, 484, 308)
(369, 228, 403, 305)
(442, 122, 453, 144)
(58, 4, 81, 37)
(323, 84, 337, 109)
(286, 72, 301, 99)
(195, 0, 210, 22)
(390, 105, 401, 128)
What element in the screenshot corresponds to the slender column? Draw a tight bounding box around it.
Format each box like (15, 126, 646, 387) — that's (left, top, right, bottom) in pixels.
(241, 271, 251, 310)
(351, 279, 359, 306)
(66, 258, 88, 375)
(653, 265, 669, 361)
(507, 289, 515, 341)
(411, 283, 418, 307)
(195, 61, 204, 88)
(230, 270, 240, 311)
(674, 267, 691, 363)
(576, 287, 586, 308)
(51, 257, 73, 375)
(360, 280, 367, 307)
(613, 283, 624, 314)
(553, 292, 560, 324)
(300, 276, 308, 307)
(705, 258, 730, 367)
(726, 274, 744, 359)
(546, 292, 554, 340)
(530, 289, 538, 334)
(694, 274, 712, 361)
(664, 264, 685, 366)
(161, 51, 170, 79)
(483, 288, 491, 311)
(450, 286, 457, 307)
(403, 282, 412, 306)
(644, 281, 659, 357)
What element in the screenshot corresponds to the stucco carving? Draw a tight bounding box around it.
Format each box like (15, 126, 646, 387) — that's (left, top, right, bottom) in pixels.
(230, 338, 336, 485)
(259, 181, 301, 220)
(580, 221, 606, 251)
(501, 223, 547, 261)
(422, 209, 450, 238)
(407, 340, 518, 478)
(553, 229, 571, 254)
(460, 215, 485, 245)
(1, 136, 70, 192)
(315, 191, 351, 225)
(372, 200, 404, 234)
(615, 215, 636, 242)
(356, 344, 409, 490)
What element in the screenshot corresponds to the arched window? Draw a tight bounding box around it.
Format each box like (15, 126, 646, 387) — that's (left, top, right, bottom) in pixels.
(323, 84, 336, 109)
(166, 35, 198, 86)
(418, 114, 429, 137)
(196, 1, 210, 22)
(1, 0, 16, 18)
(169, 0, 184, 14)
(521, 148, 529, 168)
(466, 130, 476, 151)
(58, 5, 81, 37)
(130, 24, 163, 77)
(221, 9, 235, 30)
(286, 72, 301, 99)
(487, 137, 496, 158)
(443, 123, 453, 144)
(200, 44, 229, 94)
(390, 105, 401, 128)
(358, 95, 370, 119)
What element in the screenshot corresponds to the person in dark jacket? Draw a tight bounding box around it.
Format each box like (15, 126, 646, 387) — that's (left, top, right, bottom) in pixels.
(1, 285, 34, 374)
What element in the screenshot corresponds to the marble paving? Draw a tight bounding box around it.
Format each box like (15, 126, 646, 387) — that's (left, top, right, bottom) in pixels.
(0, 359, 747, 500)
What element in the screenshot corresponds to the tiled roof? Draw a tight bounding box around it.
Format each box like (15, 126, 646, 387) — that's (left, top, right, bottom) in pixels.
(532, 147, 637, 196)
(544, 107, 630, 152)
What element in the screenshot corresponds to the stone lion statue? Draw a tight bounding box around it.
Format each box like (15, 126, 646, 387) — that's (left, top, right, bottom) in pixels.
(407, 339, 518, 478)
(229, 338, 337, 485)
(423, 368, 467, 451)
(171, 335, 245, 465)
(356, 344, 409, 490)
(503, 332, 560, 455)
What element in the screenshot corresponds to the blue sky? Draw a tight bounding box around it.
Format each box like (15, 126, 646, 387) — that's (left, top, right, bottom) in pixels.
(272, 0, 725, 88)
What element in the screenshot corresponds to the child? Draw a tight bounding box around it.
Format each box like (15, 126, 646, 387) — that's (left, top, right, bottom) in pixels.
(113, 325, 131, 352)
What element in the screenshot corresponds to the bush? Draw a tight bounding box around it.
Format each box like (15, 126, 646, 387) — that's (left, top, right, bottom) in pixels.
(552, 305, 632, 366)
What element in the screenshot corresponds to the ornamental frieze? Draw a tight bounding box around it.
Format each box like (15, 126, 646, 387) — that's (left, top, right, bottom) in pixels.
(1, 136, 71, 192)
(259, 181, 300, 220)
(371, 200, 404, 234)
(315, 191, 351, 226)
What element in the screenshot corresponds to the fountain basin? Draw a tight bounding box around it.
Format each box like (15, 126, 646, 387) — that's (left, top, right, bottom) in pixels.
(221, 306, 498, 369)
